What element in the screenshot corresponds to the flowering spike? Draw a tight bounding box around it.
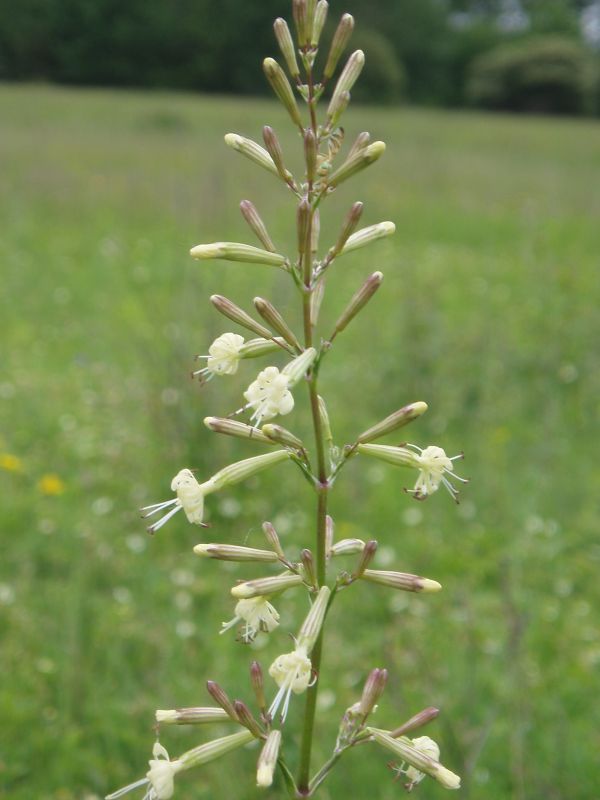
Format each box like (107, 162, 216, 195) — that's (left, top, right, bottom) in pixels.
(323, 13, 355, 79)
(224, 133, 279, 177)
(273, 18, 300, 78)
(353, 539, 378, 578)
(253, 297, 302, 351)
(328, 140, 385, 188)
(155, 707, 231, 726)
(339, 221, 396, 256)
(209, 450, 290, 491)
(390, 707, 440, 739)
(203, 416, 273, 445)
(331, 271, 383, 339)
(360, 569, 442, 593)
(327, 49, 364, 120)
(194, 543, 279, 563)
(263, 58, 303, 128)
(257, 729, 282, 788)
(231, 573, 304, 599)
(190, 241, 287, 269)
(297, 585, 331, 651)
(357, 402, 428, 444)
(368, 728, 461, 790)
(210, 294, 275, 341)
(240, 200, 277, 252)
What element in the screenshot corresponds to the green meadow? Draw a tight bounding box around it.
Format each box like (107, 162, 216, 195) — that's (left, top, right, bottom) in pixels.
(1, 84, 599, 800)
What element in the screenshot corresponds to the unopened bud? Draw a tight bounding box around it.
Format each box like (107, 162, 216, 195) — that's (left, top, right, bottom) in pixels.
(368, 729, 461, 790)
(234, 700, 264, 738)
(225, 133, 278, 177)
(340, 221, 395, 256)
(292, 0, 309, 46)
(209, 451, 290, 491)
(356, 443, 416, 468)
(353, 539, 378, 578)
(262, 423, 305, 451)
(256, 730, 282, 788)
(179, 730, 255, 771)
(263, 58, 303, 128)
(331, 201, 364, 256)
(262, 521, 286, 559)
(312, 1, 328, 46)
(253, 297, 302, 351)
(361, 569, 442, 593)
(250, 661, 266, 710)
(390, 707, 440, 739)
(358, 668, 388, 716)
(328, 141, 385, 188)
(347, 131, 371, 161)
(204, 417, 272, 445)
(191, 241, 287, 269)
(300, 549, 318, 589)
(357, 402, 428, 444)
(325, 514, 334, 556)
(206, 681, 239, 721)
(310, 278, 325, 327)
(156, 707, 231, 725)
(210, 295, 273, 340)
(240, 337, 286, 358)
(232, 573, 304, 599)
(329, 538, 365, 556)
(305, 129, 318, 183)
(297, 585, 330, 651)
(297, 197, 311, 256)
(194, 543, 279, 563)
(282, 347, 317, 385)
(317, 395, 333, 447)
(262, 126, 291, 183)
(274, 18, 299, 78)
(240, 200, 277, 252)
(332, 272, 383, 337)
(328, 50, 364, 118)
(327, 90, 350, 130)
(324, 14, 354, 79)
(311, 208, 320, 253)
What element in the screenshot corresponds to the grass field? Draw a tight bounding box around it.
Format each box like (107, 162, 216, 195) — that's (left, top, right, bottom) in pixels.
(1, 84, 600, 800)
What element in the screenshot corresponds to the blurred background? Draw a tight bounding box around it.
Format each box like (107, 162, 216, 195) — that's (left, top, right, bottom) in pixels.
(1, 1, 599, 799)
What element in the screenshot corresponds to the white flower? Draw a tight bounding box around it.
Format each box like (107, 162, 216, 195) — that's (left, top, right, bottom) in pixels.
(141, 469, 213, 533)
(392, 736, 440, 790)
(268, 646, 314, 722)
(192, 333, 245, 381)
(405, 444, 467, 502)
(220, 596, 280, 643)
(243, 366, 294, 427)
(105, 743, 182, 800)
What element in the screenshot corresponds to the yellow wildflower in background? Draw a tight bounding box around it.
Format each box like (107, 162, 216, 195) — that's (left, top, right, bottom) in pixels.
(38, 473, 66, 496)
(0, 453, 23, 473)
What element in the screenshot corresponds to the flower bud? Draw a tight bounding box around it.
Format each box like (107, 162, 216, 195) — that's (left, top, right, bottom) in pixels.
(209, 451, 290, 491)
(225, 133, 279, 176)
(263, 58, 303, 128)
(297, 197, 311, 256)
(329, 538, 365, 556)
(206, 681, 239, 721)
(356, 443, 416, 467)
(339, 221, 395, 256)
(256, 730, 282, 788)
(262, 126, 291, 183)
(239, 337, 286, 358)
(325, 514, 334, 555)
(327, 50, 364, 118)
(292, 0, 308, 46)
(297, 585, 330, 651)
(194, 543, 279, 563)
(179, 730, 255, 771)
(346, 131, 371, 161)
(304, 129, 318, 183)
(311, 208, 320, 253)
(360, 569, 442, 593)
(210, 295, 274, 341)
(331, 272, 383, 338)
(300, 549, 318, 589)
(273, 18, 299, 78)
(368, 729, 461, 790)
(262, 423, 305, 451)
(231, 573, 304, 599)
(253, 297, 302, 352)
(331, 201, 364, 256)
(240, 200, 277, 252)
(328, 141, 385, 188)
(282, 347, 317, 386)
(310, 278, 325, 327)
(324, 14, 354, 79)
(262, 521, 286, 559)
(312, 0, 328, 46)
(204, 417, 272, 445)
(353, 539, 378, 578)
(234, 700, 264, 738)
(190, 241, 287, 269)
(357, 402, 428, 444)
(327, 90, 350, 131)
(250, 661, 266, 710)
(156, 707, 231, 725)
(358, 668, 388, 716)
(390, 707, 440, 739)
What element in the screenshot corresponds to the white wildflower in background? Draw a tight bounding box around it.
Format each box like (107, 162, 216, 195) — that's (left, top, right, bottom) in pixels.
(244, 366, 294, 426)
(405, 445, 467, 502)
(220, 596, 280, 642)
(268, 646, 314, 722)
(193, 333, 245, 381)
(141, 469, 213, 533)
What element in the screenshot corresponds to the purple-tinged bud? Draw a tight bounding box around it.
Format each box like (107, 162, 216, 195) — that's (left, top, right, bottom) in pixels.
(353, 539, 378, 578)
(331, 201, 364, 256)
(273, 18, 300, 78)
(324, 13, 354, 79)
(358, 668, 388, 716)
(331, 272, 383, 339)
(300, 549, 318, 589)
(263, 58, 303, 128)
(262, 423, 305, 452)
(360, 569, 442, 593)
(253, 297, 302, 351)
(390, 707, 440, 739)
(305, 129, 318, 183)
(293, 0, 309, 46)
(329, 538, 365, 556)
(234, 700, 264, 738)
(262, 126, 293, 184)
(194, 543, 279, 563)
(250, 661, 266, 712)
(206, 681, 239, 721)
(204, 417, 272, 445)
(357, 402, 428, 444)
(346, 131, 371, 161)
(210, 295, 274, 341)
(262, 521, 286, 559)
(297, 197, 311, 256)
(240, 200, 277, 252)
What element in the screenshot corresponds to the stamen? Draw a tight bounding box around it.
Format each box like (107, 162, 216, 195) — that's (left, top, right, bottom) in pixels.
(147, 504, 182, 533)
(105, 777, 150, 799)
(140, 498, 178, 516)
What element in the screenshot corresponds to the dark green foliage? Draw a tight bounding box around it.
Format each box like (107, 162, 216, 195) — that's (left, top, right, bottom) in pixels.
(467, 35, 598, 114)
